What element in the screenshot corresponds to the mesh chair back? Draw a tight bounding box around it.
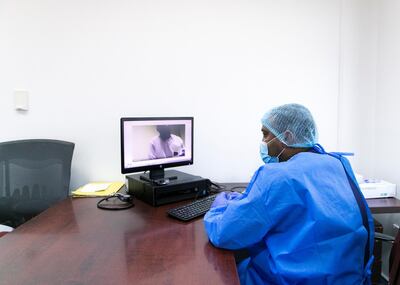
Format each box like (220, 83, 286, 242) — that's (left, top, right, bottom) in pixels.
(0, 139, 74, 227)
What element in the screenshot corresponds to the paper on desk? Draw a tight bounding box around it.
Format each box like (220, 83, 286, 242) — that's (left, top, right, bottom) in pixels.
(79, 183, 112, 193)
(72, 182, 124, 197)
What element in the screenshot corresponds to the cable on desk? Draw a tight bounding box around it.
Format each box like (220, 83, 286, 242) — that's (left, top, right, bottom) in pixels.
(208, 181, 226, 194)
(208, 182, 248, 194)
(229, 186, 248, 192)
(97, 193, 134, 210)
(187, 180, 226, 203)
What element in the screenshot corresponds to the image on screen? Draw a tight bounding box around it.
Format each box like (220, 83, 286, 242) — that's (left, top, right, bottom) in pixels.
(122, 118, 193, 170)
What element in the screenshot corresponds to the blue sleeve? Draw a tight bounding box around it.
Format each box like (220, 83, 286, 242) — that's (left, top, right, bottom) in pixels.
(204, 168, 263, 249)
(204, 166, 307, 250)
(204, 189, 270, 249)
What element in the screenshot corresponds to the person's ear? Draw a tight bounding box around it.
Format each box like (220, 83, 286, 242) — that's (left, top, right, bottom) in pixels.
(282, 130, 295, 145)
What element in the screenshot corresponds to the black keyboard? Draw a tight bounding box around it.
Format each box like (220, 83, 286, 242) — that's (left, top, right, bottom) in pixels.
(167, 194, 218, 221)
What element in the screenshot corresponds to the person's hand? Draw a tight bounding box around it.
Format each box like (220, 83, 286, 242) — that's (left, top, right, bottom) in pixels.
(211, 192, 228, 208)
(211, 192, 243, 208)
(227, 191, 242, 200)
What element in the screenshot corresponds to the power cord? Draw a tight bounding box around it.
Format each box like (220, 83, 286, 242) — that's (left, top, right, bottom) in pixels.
(229, 186, 247, 192)
(97, 192, 134, 210)
(208, 181, 226, 194)
(208, 181, 247, 194)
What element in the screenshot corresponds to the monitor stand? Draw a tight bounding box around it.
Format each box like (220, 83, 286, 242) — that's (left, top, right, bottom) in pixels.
(150, 168, 167, 179)
(139, 169, 178, 186)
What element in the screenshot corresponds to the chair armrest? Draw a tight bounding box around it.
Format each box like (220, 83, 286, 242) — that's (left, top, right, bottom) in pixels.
(375, 232, 395, 242)
(0, 224, 13, 238)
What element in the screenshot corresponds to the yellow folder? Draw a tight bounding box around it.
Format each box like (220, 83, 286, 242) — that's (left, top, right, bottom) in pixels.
(72, 182, 125, 197)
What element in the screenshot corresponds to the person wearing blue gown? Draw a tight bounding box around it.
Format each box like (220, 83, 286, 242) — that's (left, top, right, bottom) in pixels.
(204, 104, 374, 285)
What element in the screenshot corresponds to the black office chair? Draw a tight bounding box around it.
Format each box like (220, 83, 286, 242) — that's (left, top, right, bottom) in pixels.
(0, 139, 74, 227)
(375, 230, 400, 285)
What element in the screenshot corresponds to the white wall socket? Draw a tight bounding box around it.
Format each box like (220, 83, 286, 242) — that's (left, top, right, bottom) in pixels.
(14, 89, 29, 111)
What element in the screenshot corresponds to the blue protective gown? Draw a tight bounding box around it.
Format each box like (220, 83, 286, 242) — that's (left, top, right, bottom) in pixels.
(204, 147, 374, 285)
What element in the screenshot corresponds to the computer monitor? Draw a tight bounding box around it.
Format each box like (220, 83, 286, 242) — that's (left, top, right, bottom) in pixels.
(120, 117, 193, 179)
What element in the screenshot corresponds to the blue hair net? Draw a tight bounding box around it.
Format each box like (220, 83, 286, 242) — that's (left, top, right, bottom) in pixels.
(261, 103, 318, 147)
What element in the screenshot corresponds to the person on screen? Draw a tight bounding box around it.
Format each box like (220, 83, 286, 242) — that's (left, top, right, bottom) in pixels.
(148, 125, 185, 159)
(204, 103, 374, 285)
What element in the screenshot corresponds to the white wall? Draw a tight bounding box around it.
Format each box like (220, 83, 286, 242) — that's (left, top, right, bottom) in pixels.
(337, 0, 378, 177)
(372, 0, 400, 279)
(339, 0, 400, 279)
(0, 0, 342, 189)
(374, 0, 400, 188)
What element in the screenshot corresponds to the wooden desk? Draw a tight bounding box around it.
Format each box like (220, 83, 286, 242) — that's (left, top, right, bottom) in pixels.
(367, 198, 400, 214)
(0, 198, 239, 285)
(1, 184, 398, 284)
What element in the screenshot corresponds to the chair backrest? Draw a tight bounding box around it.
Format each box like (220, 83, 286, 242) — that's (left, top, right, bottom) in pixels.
(0, 139, 74, 227)
(389, 229, 400, 285)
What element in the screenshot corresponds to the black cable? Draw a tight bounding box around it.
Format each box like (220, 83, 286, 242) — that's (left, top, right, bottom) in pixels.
(97, 193, 134, 210)
(188, 180, 226, 202)
(229, 186, 247, 192)
(208, 182, 248, 194)
(208, 181, 227, 194)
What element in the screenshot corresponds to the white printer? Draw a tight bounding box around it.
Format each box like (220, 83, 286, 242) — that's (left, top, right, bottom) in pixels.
(358, 179, 397, 199)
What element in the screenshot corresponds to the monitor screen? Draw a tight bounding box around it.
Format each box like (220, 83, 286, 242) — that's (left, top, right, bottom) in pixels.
(120, 117, 193, 174)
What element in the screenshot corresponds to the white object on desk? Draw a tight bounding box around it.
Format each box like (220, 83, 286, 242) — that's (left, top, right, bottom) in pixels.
(359, 180, 396, 199)
(355, 174, 364, 184)
(79, 183, 112, 193)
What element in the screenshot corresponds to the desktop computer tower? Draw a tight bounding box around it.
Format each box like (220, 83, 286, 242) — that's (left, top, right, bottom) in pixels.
(126, 170, 210, 206)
